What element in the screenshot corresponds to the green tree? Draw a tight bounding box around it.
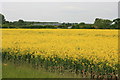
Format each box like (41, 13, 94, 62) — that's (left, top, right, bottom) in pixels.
(79, 22, 85, 25)
(94, 18, 112, 29)
(18, 19, 25, 25)
(12, 19, 25, 26)
(0, 13, 6, 24)
(113, 18, 120, 29)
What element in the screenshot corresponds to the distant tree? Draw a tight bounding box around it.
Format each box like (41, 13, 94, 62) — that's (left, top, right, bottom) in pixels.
(1, 13, 119, 29)
(113, 18, 120, 29)
(12, 19, 25, 26)
(18, 19, 24, 23)
(79, 22, 85, 25)
(18, 19, 25, 25)
(113, 18, 120, 24)
(94, 18, 112, 29)
(0, 13, 6, 24)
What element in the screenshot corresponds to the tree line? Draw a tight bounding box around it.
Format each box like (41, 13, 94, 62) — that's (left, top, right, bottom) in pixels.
(0, 13, 119, 29)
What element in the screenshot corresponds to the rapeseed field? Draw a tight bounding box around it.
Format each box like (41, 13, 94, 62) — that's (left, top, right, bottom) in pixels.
(1, 29, 119, 78)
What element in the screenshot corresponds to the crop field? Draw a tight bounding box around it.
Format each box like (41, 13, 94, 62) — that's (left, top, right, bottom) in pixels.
(1, 29, 119, 78)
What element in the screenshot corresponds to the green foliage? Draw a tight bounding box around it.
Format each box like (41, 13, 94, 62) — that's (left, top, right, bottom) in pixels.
(112, 18, 120, 29)
(0, 13, 119, 29)
(2, 50, 118, 79)
(0, 13, 6, 24)
(94, 18, 113, 29)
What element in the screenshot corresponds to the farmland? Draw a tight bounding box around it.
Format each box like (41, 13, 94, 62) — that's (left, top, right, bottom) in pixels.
(1, 29, 119, 78)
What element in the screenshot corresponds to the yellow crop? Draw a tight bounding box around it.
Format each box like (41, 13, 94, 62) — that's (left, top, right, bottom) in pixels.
(1, 29, 119, 77)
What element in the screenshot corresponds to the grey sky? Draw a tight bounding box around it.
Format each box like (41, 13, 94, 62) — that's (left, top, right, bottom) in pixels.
(1, 2, 118, 23)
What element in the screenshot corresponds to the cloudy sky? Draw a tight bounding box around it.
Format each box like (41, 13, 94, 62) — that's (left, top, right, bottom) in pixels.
(1, 2, 118, 23)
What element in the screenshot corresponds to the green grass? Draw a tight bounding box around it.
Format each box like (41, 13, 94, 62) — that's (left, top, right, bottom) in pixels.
(2, 62, 82, 78)
(0, 61, 2, 79)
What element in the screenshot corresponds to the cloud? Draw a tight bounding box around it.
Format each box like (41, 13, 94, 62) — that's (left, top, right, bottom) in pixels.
(1, 2, 118, 23)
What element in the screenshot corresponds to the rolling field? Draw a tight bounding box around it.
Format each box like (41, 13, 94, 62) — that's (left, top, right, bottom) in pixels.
(1, 29, 119, 78)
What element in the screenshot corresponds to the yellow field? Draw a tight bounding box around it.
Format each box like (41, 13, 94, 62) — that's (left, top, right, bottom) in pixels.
(1, 29, 119, 78)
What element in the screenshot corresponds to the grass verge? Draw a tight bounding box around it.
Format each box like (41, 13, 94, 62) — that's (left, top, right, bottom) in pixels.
(2, 62, 82, 78)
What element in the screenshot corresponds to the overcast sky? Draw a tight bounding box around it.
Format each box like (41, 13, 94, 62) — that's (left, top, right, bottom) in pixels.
(1, 2, 118, 23)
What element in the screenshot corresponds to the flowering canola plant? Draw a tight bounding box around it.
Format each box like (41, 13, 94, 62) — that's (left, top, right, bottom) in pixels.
(1, 29, 119, 78)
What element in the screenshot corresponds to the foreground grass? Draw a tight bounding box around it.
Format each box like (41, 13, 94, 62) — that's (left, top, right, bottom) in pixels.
(2, 62, 82, 78)
(0, 61, 2, 79)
